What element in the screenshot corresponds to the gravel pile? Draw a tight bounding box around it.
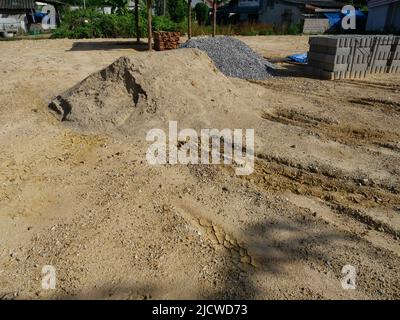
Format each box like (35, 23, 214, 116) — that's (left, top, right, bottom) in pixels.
(180, 36, 275, 80)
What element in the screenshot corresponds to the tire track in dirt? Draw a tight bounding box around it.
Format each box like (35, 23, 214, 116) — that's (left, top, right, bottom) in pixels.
(243, 154, 400, 238)
(348, 97, 400, 116)
(261, 109, 400, 153)
(340, 79, 400, 92)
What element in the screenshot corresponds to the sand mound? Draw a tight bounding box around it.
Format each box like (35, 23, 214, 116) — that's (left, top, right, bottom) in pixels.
(48, 48, 265, 136)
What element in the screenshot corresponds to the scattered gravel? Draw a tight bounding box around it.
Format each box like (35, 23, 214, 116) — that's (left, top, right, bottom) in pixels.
(180, 36, 275, 80)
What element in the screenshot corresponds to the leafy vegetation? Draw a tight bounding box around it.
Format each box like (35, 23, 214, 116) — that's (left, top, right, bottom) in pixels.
(51, 8, 138, 38)
(194, 2, 209, 26)
(51, 2, 302, 40)
(191, 22, 302, 37)
(166, 0, 187, 23)
(51, 7, 188, 39)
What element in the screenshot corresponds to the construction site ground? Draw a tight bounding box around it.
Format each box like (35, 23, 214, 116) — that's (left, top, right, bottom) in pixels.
(0, 36, 399, 299)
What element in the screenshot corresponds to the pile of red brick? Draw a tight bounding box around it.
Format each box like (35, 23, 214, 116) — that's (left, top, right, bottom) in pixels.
(153, 32, 180, 51)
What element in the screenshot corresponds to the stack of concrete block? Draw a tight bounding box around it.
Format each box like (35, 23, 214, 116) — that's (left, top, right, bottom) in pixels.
(308, 35, 372, 79)
(153, 32, 180, 51)
(302, 18, 330, 34)
(307, 35, 400, 80)
(387, 36, 400, 73)
(369, 35, 394, 74)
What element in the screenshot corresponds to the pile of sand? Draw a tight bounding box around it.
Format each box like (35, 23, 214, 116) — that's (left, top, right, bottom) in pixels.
(48, 48, 266, 137)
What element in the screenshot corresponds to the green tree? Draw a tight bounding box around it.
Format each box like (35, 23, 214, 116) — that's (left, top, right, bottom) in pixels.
(167, 0, 186, 23)
(104, 0, 129, 14)
(154, 0, 168, 15)
(194, 2, 209, 25)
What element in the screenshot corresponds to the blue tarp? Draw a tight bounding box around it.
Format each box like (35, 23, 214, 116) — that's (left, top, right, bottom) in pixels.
(288, 53, 308, 63)
(324, 12, 342, 28)
(324, 10, 366, 28)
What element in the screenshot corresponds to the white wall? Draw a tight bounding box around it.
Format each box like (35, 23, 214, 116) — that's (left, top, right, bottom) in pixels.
(259, 3, 302, 25)
(0, 14, 25, 33)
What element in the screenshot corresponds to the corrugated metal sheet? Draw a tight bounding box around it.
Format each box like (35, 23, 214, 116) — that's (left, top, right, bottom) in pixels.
(0, 0, 35, 10)
(368, 0, 400, 8)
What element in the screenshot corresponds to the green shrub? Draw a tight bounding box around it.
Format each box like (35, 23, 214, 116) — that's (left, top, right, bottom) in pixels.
(167, 0, 186, 23)
(194, 2, 209, 26)
(153, 15, 179, 32)
(286, 24, 301, 35)
(51, 8, 302, 39)
(52, 8, 139, 38)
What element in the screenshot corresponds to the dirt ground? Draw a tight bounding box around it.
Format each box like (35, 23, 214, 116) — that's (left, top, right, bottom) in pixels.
(0, 36, 399, 300)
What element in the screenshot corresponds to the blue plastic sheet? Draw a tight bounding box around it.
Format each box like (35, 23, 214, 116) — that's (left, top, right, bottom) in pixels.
(288, 53, 308, 63)
(324, 12, 342, 28)
(324, 10, 366, 28)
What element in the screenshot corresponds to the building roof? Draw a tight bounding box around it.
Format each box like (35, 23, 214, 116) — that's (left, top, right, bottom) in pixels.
(282, 0, 346, 8)
(0, 0, 35, 10)
(219, 0, 345, 14)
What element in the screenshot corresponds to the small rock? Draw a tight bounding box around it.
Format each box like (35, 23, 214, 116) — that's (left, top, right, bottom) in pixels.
(240, 255, 251, 264)
(199, 218, 211, 227)
(361, 178, 369, 185)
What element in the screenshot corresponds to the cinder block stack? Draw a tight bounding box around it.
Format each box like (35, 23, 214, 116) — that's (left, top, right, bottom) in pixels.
(302, 18, 330, 34)
(387, 36, 400, 73)
(308, 36, 371, 79)
(153, 32, 180, 51)
(369, 35, 394, 74)
(307, 35, 400, 80)
(308, 35, 371, 79)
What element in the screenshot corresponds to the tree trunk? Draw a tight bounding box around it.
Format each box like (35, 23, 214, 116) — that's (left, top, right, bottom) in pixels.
(188, 0, 192, 39)
(212, 1, 216, 37)
(147, 0, 152, 51)
(135, 0, 140, 43)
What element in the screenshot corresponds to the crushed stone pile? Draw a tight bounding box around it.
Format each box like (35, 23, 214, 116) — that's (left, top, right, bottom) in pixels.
(180, 36, 275, 80)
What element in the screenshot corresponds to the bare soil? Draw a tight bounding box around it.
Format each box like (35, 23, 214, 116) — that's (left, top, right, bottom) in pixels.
(0, 37, 399, 300)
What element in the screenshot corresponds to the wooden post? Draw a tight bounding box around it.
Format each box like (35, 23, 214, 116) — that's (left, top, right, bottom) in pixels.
(212, 0, 216, 37)
(135, 0, 140, 43)
(188, 0, 192, 39)
(147, 0, 152, 51)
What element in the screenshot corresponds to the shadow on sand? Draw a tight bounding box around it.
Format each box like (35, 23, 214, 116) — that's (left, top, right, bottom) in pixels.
(54, 215, 348, 300)
(69, 40, 149, 52)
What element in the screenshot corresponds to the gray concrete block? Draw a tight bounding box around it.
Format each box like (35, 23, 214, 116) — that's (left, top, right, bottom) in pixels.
(370, 65, 388, 74)
(308, 51, 349, 64)
(387, 65, 400, 73)
(372, 59, 389, 68)
(320, 69, 367, 80)
(307, 34, 398, 79)
(303, 18, 330, 34)
(375, 45, 393, 60)
(309, 36, 355, 48)
(308, 60, 348, 72)
(309, 44, 351, 55)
